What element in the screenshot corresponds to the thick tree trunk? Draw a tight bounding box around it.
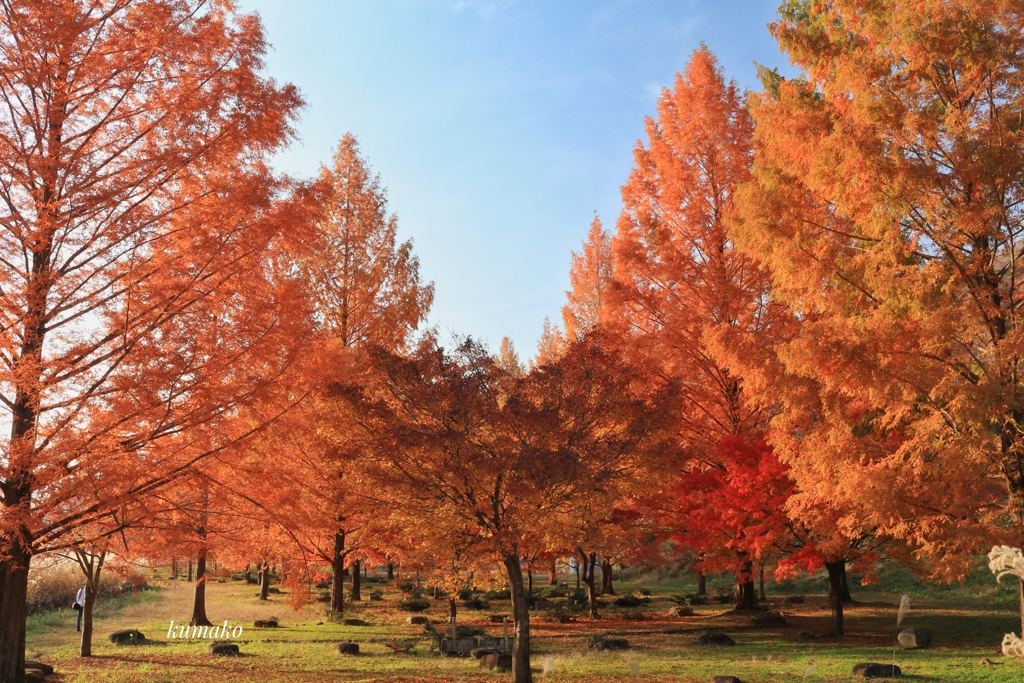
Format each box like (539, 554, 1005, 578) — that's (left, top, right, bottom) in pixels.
(578, 550, 599, 618)
(387, 563, 394, 580)
(600, 559, 614, 595)
(351, 560, 361, 601)
(758, 565, 766, 602)
(549, 558, 558, 585)
(840, 561, 853, 603)
(697, 570, 706, 596)
(503, 554, 532, 683)
(80, 583, 95, 657)
(190, 546, 212, 627)
(733, 560, 758, 611)
(242, 563, 250, 583)
(170, 558, 178, 581)
(825, 559, 846, 637)
(331, 532, 345, 614)
(0, 538, 31, 683)
(448, 596, 457, 623)
(258, 561, 270, 601)
(77, 551, 105, 658)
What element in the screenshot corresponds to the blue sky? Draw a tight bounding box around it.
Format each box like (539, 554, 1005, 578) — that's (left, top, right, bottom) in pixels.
(237, 0, 795, 356)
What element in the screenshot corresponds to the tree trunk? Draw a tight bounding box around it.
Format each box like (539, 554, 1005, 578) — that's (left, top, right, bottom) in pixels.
(733, 561, 758, 612)
(76, 550, 105, 658)
(1018, 576, 1024, 638)
(578, 550, 599, 618)
(331, 531, 345, 614)
(351, 560, 361, 601)
(527, 568, 533, 594)
(503, 554, 532, 683)
(758, 565, 766, 601)
(187, 558, 193, 583)
(190, 545, 212, 627)
(242, 563, 250, 583)
(170, 558, 178, 581)
(825, 559, 846, 637)
(258, 560, 270, 601)
(549, 558, 558, 585)
(697, 570, 706, 597)
(449, 596, 457, 654)
(840, 561, 853, 603)
(0, 537, 31, 683)
(387, 563, 394, 580)
(600, 559, 614, 595)
(575, 560, 580, 589)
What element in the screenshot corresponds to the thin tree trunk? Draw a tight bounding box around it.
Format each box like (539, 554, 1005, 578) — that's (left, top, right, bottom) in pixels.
(575, 560, 580, 589)
(527, 568, 533, 594)
(840, 561, 853, 603)
(242, 563, 250, 583)
(77, 551, 105, 658)
(331, 531, 345, 613)
(190, 544, 212, 626)
(549, 558, 558, 585)
(697, 570, 706, 597)
(578, 549, 599, 618)
(825, 559, 846, 637)
(258, 560, 270, 601)
(449, 596, 458, 655)
(187, 558, 193, 583)
(600, 559, 614, 595)
(351, 559, 361, 601)
(503, 554, 533, 683)
(758, 565, 766, 602)
(387, 563, 394, 580)
(1019, 576, 1023, 639)
(170, 558, 178, 581)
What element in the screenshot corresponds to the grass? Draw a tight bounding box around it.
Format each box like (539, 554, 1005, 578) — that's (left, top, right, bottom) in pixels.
(22, 566, 1024, 682)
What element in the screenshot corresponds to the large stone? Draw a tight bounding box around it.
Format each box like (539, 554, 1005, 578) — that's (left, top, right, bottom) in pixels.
(208, 642, 240, 656)
(471, 647, 499, 659)
(253, 619, 278, 628)
(533, 599, 556, 610)
(853, 663, 902, 678)
(23, 662, 53, 676)
(109, 629, 146, 644)
(782, 595, 805, 605)
(697, 632, 735, 646)
(595, 638, 629, 651)
(342, 618, 368, 626)
(712, 677, 745, 683)
(406, 615, 429, 625)
(479, 653, 513, 671)
(898, 628, 931, 649)
(750, 611, 787, 627)
(334, 642, 359, 655)
(668, 605, 695, 617)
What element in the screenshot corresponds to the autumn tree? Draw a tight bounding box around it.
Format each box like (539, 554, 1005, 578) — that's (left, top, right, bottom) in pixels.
(730, 0, 1024, 629)
(609, 46, 788, 610)
(563, 216, 614, 341)
(283, 133, 433, 614)
(332, 334, 677, 683)
(0, 2, 310, 679)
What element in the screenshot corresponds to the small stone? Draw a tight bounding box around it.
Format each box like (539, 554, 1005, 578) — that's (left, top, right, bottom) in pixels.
(108, 629, 146, 644)
(852, 663, 901, 678)
(208, 642, 239, 656)
(898, 628, 931, 649)
(979, 657, 996, 666)
(782, 595, 805, 604)
(799, 631, 816, 639)
(24, 670, 44, 683)
(668, 605, 695, 617)
(479, 653, 513, 671)
(342, 618, 368, 626)
(334, 642, 359, 655)
(406, 615, 429, 625)
(253, 619, 278, 628)
(595, 638, 629, 650)
(488, 614, 508, 623)
(712, 677, 745, 683)
(750, 610, 787, 627)
(697, 632, 736, 646)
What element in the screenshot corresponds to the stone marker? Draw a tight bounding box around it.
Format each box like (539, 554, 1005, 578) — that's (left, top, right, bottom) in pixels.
(898, 628, 931, 649)
(109, 629, 146, 644)
(697, 632, 736, 646)
(471, 647, 499, 659)
(479, 653, 513, 671)
(334, 642, 359, 655)
(23, 662, 53, 676)
(208, 643, 240, 656)
(853, 663, 901, 678)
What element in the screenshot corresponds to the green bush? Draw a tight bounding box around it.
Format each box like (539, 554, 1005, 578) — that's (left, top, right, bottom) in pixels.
(483, 588, 511, 600)
(398, 596, 431, 612)
(463, 595, 489, 610)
